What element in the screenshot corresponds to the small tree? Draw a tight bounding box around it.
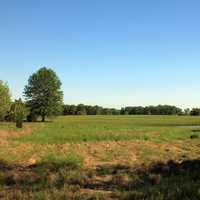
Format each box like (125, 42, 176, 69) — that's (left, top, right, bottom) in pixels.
(0, 81, 11, 121)
(24, 67, 63, 122)
(14, 99, 27, 128)
(5, 102, 17, 122)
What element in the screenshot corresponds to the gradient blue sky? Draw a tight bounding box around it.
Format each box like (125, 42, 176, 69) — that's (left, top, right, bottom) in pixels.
(0, 0, 200, 108)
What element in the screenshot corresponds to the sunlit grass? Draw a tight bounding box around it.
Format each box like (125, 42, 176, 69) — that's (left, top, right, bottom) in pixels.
(15, 115, 200, 144)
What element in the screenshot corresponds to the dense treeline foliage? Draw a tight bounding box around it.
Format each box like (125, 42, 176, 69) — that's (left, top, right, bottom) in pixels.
(190, 108, 200, 116)
(62, 104, 184, 116)
(63, 104, 120, 115)
(121, 105, 183, 115)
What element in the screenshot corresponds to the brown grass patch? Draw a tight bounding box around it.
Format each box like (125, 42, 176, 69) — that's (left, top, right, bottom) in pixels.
(0, 123, 38, 139)
(1, 138, 200, 170)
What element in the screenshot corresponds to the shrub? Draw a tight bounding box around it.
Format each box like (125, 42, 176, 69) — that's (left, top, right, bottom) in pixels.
(40, 151, 84, 170)
(12, 99, 28, 128)
(190, 134, 199, 139)
(26, 112, 38, 122)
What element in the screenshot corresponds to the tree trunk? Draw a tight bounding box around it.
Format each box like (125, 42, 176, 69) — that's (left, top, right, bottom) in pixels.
(42, 115, 45, 122)
(16, 119, 23, 128)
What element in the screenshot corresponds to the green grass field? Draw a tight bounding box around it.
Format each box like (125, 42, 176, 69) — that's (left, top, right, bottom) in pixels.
(17, 115, 200, 143)
(1, 115, 200, 199)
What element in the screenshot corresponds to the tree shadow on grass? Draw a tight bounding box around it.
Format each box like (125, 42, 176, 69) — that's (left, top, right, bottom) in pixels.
(192, 129, 200, 133)
(25, 120, 53, 123)
(0, 159, 200, 199)
(91, 160, 200, 200)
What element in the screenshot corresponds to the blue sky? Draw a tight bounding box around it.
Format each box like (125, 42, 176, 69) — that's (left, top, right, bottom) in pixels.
(0, 0, 200, 108)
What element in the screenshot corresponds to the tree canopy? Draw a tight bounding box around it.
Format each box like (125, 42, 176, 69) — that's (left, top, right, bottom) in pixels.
(24, 67, 63, 122)
(0, 80, 11, 121)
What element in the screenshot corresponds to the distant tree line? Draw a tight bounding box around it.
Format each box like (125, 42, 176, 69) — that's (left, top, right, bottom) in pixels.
(62, 104, 187, 116)
(120, 105, 183, 115)
(190, 108, 200, 116)
(63, 104, 120, 115)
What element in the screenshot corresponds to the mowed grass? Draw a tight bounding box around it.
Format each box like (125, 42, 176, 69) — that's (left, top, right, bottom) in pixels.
(16, 115, 200, 144)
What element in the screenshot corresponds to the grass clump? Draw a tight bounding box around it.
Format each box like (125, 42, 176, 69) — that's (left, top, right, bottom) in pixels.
(40, 151, 84, 170)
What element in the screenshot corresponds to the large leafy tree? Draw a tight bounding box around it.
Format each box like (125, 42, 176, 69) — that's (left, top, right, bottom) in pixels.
(24, 67, 63, 122)
(0, 81, 11, 121)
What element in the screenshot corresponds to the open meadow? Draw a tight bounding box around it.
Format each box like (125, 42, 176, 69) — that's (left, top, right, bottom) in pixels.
(2, 0, 200, 199)
(0, 115, 200, 199)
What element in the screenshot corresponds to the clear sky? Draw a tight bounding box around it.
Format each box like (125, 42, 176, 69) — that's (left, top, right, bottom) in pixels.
(0, 0, 200, 108)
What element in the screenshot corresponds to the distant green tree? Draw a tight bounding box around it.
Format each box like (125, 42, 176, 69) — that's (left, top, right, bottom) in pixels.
(24, 67, 63, 122)
(190, 108, 200, 116)
(85, 105, 94, 115)
(94, 105, 103, 115)
(184, 108, 190, 115)
(120, 108, 125, 115)
(63, 104, 71, 115)
(111, 108, 120, 115)
(0, 81, 11, 121)
(102, 108, 112, 115)
(76, 104, 87, 115)
(68, 105, 76, 115)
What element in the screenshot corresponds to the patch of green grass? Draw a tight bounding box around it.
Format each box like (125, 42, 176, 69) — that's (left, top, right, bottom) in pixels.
(40, 151, 84, 169)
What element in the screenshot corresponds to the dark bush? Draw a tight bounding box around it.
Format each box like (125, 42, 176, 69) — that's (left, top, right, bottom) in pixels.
(26, 114, 38, 122)
(190, 134, 199, 139)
